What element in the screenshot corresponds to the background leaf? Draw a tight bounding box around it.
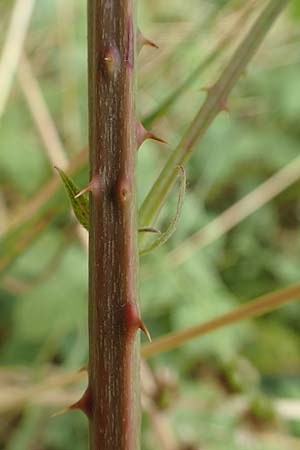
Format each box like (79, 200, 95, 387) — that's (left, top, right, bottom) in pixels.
(55, 167, 89, 230)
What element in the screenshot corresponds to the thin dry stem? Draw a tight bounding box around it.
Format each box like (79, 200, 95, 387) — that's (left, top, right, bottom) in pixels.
(0, 0, 36, 120)
(55, 0, 82, 148)
(167, 154, 300, 267)
(3, 368, 300, 425)
(139, 0, 289, 240)
(18, 55, 68, 169)
(143, 0, 258, 127)
(0, 367, 86, 413)
(17, 55, 88, 249)
(141, 284, 300, 359)
(0, 147, 87, 238)
(141, 362, 179, 450)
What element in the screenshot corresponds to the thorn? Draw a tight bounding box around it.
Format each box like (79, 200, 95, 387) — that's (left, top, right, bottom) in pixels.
(142, 37, 159, 50)
(139, 320, 152, 343)
(138, 227, 161, 234)
(74, 184, 92, 199)
(75, 174, 101, 199)
(136, 122, 167, 148)
(138, 29, 159, 52)
(220, 101, 230, 114)
(122, 302, 152, 342)
(51, 406, 71, 418)
(147, 132, 168, 145)
(52, 387, 92, 419)
(51, 401, 81, 418)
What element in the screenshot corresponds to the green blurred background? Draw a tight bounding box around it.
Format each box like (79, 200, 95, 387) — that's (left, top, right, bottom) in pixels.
(1, 0, 300, 449)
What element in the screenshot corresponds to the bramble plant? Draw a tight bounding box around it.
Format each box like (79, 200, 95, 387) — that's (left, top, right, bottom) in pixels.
(1, 0, 300, 449)
(55, 1, 293, 449)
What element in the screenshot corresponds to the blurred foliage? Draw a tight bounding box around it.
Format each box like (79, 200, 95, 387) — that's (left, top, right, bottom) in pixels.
(1, 0, 300, 449)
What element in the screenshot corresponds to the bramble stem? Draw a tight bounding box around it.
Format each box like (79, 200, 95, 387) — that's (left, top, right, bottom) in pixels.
(87, 1, 139, 449)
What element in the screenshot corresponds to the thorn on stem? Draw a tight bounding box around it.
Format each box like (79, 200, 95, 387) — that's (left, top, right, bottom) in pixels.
(220, 101, 230, 114)
(136, 122, 167, 149)
(123, 302, 151, 342)
(75, 174, 101, 199)
(52, 387, 92, 418)
(200, 86, 230, 113)
(74, 185, 91, 199)
(137, 29, 159, 52)
(51, 406, 71, 418)
(139, 320, 152, 343)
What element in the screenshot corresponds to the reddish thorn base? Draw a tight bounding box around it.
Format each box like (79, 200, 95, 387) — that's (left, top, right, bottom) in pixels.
(75, 173, 101, 199)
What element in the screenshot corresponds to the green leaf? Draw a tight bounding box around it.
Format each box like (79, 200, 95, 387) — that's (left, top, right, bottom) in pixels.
(139, 166, 186, 256)
(55, 167, 89, 230)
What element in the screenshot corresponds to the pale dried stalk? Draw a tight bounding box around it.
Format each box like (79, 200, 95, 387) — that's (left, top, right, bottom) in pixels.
(18, 55, 67, 169)
(141, 362, 179, 450)
(0, 147, 87, 238)
(17, 55, 88, 248)
(139, 0, 289, 240)
(54, 0, 82, 148)
(167, 154, 300, 267)
(142, 284, 300, 358)
(0, 0, 36, 119)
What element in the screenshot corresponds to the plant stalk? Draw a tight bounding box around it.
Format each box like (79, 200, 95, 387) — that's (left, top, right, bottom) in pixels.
(142, 284, 300, 358)
(87, 1, 139, 450)
(139, 0, 289, 238)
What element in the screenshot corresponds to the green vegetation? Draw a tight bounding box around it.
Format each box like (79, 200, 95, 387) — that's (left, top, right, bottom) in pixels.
(1, 1, 300, 449)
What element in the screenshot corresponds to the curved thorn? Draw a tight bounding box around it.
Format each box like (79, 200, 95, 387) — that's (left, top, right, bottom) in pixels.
(139, 320, 152, 343)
